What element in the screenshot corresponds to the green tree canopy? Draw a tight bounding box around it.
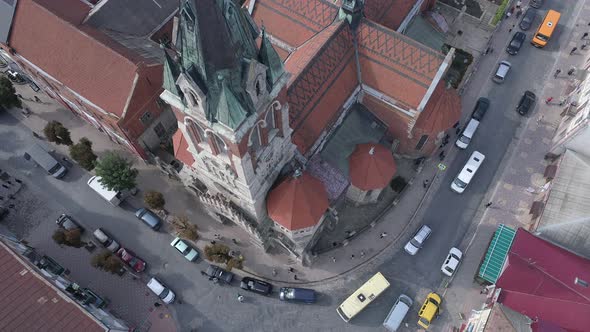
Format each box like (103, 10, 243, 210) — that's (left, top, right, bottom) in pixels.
(0, 77, 21, 109)
(144, 191, 166, 210)
(94, 151, 138, 192)
(43, 121, 73, 146)
(69, 137, 97, 171)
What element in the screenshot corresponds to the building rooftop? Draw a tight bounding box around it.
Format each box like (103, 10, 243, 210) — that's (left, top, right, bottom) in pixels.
(536, 149, 590, 259)
(0, 241, 107, 332)
(348, 143, 396, 191)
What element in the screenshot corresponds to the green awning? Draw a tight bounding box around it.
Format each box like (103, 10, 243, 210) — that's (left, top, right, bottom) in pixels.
(478, 225, 516, 283)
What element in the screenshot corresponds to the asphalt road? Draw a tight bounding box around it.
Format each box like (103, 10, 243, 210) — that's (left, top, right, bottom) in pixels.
(0, 1, 582, 331)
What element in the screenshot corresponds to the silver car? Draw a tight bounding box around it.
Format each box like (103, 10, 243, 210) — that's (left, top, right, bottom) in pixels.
(170, 237, 199, 261)
(404, 225, 432, 255)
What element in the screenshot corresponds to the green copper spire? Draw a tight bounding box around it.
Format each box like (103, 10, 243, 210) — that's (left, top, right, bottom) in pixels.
(258, 27, 284, 90)
(162, 49, 181, 96)
(213, 75, 248, 129)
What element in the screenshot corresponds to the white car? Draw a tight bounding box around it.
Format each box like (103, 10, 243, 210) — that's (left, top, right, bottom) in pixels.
(147, 277, 175, 304)
(404, 225, 432, 255)
(170, 237, 199, 261)
(441, 247, 463, 277)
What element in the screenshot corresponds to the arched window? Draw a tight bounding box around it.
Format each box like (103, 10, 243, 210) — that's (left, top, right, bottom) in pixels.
(255, 80, 261, 96)
(212, 134, 228, 157)
(186, 119, 206, 146)
(249, 124, 262, 154)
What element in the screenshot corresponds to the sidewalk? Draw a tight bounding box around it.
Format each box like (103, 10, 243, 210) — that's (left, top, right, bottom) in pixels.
(441, 1, 590, 329)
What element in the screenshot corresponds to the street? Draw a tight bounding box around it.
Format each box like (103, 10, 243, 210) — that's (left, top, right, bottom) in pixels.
(0, 0, 585, 331)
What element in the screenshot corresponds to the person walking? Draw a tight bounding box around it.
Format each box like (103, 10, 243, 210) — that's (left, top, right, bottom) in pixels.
(570, 47, 578, 55)
(237, 294, 245, 303)
(582, 32, 589, 39)
(485, 202, 493, 208)
(545, 97, 553, 104)
(554, 69, 561, 78)
(331, 256, 336, 263)
(423, 179, 430, 188)
(379, 232, 388, 239)
(568, 68, 576, 76)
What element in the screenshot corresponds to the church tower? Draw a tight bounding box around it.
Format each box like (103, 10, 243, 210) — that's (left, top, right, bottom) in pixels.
(160, 0, 295, 239)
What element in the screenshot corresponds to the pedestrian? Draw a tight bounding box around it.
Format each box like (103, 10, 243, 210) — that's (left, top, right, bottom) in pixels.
(154, 302, 161, 307)
(238, 294, 244, 303)
(423, 179, 429, 188)
(510, 5, 515, 14)
(438, 150, 445, 161)
(331, 256, 336, 263)
(508, 27, 513, 33)
(288, 267, 294, 273)
(293, 274, 298, 280)
(272, 268, 277, 276)
(455, 127, 461, 136)
(570, 47, 578, 55)
(34, 95, 41, 102)
(582, 32, 589, 39)
(568, 68, 576, 76)
(360, 251, 365, 258)
(489, 48, 494, 54)
(515, 0, 522, 8)
(232, 238, 238, 245)
(351, 254, 355, 259)
(516, 8, 522, 18)
(554, 69, 561, 78)
(485, 202, 493, 208)
(484, 47, 489, 55)
(210, 240, 216, 245)
(545, 97, 553, 104)
(380, 232, 388, 239)
(582, 44, 588, 50)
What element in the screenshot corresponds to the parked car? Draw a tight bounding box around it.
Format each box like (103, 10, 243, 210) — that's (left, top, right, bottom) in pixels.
(530, 0, 543, 9)
(519, 8, 536, 31)
(240, 277, 273, 295)
(93, 228, 120, 252)
(147, 277, 175, 304)
(471, 97, 490, 121)
(441, 247, 463, 277)
(116, 248, 146, 273)
(404, 225, 432, 255)
(417, 292, 442, 329)
(135, 208, 162, 231)
(516, 90, 536, 115)
(56, 214, 84, 233)
(492, 61, 512, 83)
(279, 287, 317, 304)
(506, 32, 526, 55)
(170, 237, 198, 261)
(205, 264, 234, 284)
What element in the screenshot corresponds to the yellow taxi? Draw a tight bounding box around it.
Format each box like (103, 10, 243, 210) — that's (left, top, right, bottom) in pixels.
(417, 292, 442, 329)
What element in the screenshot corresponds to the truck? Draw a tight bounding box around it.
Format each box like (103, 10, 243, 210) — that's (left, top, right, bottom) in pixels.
(87, 176, 125, 206)
(25, 143, 67, 178)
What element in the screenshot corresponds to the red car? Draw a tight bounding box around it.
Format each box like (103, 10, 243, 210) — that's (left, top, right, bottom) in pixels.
(116, 248, 146, 273)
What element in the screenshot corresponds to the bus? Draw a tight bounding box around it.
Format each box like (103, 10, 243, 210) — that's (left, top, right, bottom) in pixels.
(531, 9, 561, 48)
(336, 272, 391, 322)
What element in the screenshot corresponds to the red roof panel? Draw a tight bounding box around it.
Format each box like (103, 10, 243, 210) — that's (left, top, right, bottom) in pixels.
(173, 130, 195, 167)
(349, 143, 397, 190)
(496, 229, 590, 332)
(0, 242, 107, 332)
(266, 172, 329, 230)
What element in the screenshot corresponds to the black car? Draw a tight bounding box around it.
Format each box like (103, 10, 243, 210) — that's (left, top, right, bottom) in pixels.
(204, 264, 234, 284)
(506, 32, 526, 55)
(240, 277, 273, 295)
(56, 214, 84, 233)
(516, 91, 536, 115)
(471, 97, 490, 120)
(519, 8, 536, 31)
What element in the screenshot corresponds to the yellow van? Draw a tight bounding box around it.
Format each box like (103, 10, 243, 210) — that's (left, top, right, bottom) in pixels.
(531, 9, 561, 48)
(417, 292, 442, 329)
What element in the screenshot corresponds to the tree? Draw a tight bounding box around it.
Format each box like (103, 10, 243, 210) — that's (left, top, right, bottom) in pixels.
(43, 121, 73, 146)
(52, 229, 83, 248)
(94, 151, 138, 192)
(0, 76, 21, 109)
(204, 243, 230, 263)
(69, 137, 97, 171)
(91, 250, 123, 274)
(170, 215, 198, 241)
(144, 191, 165, 210)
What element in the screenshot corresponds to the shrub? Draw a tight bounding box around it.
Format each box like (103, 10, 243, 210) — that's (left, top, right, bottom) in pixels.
(69, 137, 97, 171)
(43, 121, 73, 146)
(492, 0, 510, 25)
(204, 243, 230, 263)
(170, 215, 198, 241)
(0, 77, 21, 109)
(390, 176, 407, 193)
(52, 228, 83, 248)
(91, 250, 123, 274)
(144, 191, 165, 211)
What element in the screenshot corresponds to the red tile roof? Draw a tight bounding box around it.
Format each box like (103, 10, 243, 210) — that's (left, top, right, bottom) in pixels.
(266, 172, 329, 230)
(414, 81, 461, 134)
(0, 241, 107, 332)
(349, 143, 396, 190)
(172, 130, 195, 167)
(9, 0, 150, 118)
(496, 229, 590, 332)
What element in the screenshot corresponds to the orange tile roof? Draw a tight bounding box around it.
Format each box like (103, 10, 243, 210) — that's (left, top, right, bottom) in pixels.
(266, 172, 329, 231)
(173, 130, 195, 167)
(9, 0, 149, 118)
(414, 81, 461, 134)
(349, 143, 397, 190)
(357, 19, 444, 108)
(0, 241, 108, 332)
(251, 0, 339, 48)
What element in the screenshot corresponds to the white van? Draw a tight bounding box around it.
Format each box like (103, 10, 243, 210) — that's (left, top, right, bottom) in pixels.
(451, 151, 485, 194)
(455, 119, 480, 149)
(26, 144, 67, 178)
(147, 277, 175, 304)
(383, 294, 413, 331)
(87, 176, 124, 206)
